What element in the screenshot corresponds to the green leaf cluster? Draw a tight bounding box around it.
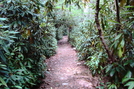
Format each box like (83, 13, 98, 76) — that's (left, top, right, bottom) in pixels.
(69, 0, 134, 88)
(0, 0, 58, 88)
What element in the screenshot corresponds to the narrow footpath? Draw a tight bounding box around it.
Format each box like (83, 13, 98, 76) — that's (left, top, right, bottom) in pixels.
(39, 36, 99, 89)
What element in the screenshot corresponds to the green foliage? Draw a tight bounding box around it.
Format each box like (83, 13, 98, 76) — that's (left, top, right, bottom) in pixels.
(52, 8, 76, 40)
(40, 22, 57, 57)
(69, 0, 134, 89)
(0, 0, 57, 88)
(56, 25, 64, 40)
(69, 19, 106, 75)
(0, 0, 133, 88)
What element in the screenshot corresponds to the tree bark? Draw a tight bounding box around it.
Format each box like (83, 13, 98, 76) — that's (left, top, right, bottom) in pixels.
(114, 0, 121, 31)
(126, 0, 130, 5)
(95, 0, 114, 62)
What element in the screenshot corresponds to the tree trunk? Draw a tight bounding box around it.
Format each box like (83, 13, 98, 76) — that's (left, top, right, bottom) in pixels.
(114, 0, 121, 31)
(95, 0, 115, 62)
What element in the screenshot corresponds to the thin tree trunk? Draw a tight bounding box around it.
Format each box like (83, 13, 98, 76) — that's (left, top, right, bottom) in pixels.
(114, 0, 121, 31)
(126, 0, 130, 5)
(95, 0, 115, 62)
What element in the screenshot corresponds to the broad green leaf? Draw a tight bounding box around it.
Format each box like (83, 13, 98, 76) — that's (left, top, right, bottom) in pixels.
(125, 81, 134, 89)
(125, 6, 134, 8)
(110, 69, 115, 77)
(13, 23, 18, 28)
(130, 62, 134, 68)
(9, 31, 19, 34)
(0, 77, 7, 87)
(125, 71, 132, 78)
(3, 46, 10, 53)
(118, 48, 123, 58)
(0, 51, 7, 63)
(122, 78, 134, 83)
(115, 34, 122, 40)
(1, 26, 9, 28)
(0, 18, 8, 21)
(12, 86, 22, 89)
(9, 36, 17, 39)
(108, 84, 117, 89)
(120, 39, 125, 48)
(122, 78, 130, 83)
(106, 64, 113, 73)
(108, 20, 120, 24)
(7, 0, 12, 3)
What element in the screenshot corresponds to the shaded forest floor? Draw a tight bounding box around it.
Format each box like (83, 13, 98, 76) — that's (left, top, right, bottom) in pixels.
(39, 36, 99, 89)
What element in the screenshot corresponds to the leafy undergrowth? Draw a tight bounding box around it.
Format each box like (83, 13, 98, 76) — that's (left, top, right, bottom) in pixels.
(0, 0, 57, 88)
(69, 1, 134, 89)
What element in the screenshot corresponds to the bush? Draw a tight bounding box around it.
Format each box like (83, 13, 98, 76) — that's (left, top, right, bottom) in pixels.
(56, 25, 64, 40)
(69, 1, 134, 88)
(40, 23, 57, 57)
(52, 9, 75, 40)
(0, 0, 57, 88)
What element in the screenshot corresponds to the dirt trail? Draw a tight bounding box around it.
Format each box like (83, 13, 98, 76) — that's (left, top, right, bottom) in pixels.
(39, 36, 99, 89)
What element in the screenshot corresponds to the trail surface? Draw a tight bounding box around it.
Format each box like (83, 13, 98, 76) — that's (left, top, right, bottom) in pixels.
(39, 36, 98, 89)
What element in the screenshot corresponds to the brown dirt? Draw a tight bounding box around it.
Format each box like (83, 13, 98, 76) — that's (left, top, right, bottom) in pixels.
(39, 36, 99, 89)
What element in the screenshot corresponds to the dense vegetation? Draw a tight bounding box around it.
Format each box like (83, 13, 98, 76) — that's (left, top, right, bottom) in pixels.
(69, 0, 134, 89)
(0, 0, 134, 89)
(0, 0, 58, 88)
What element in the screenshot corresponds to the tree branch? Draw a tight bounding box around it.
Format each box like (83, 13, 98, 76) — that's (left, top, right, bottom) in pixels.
(95, 0, 114, 62)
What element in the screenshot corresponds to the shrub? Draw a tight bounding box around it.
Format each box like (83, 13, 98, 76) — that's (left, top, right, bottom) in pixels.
(0, 0, 57, 88)
(69, 1, 134, 88)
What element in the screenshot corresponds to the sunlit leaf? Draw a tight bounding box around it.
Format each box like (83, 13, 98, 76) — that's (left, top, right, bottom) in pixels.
(8, 31, 19, 34)
(122, 78, 134, 83)
(12, 86, 22, 89)
(1, 26, 9, 28)
(0, 18, 8, 21)
(118, 48, 123, 58)
(125, 71, 132, 78)
(0, 77, 7, 87)
(130, 62, 134, 68)
(125, 81, 134, 89)
(115, 34, 122, 40)
(108, 84, 117, 89)
(9, 36, 17, 39)
(125, 6, 134, 8)
(108, 20, 120, 24)
(120, 39, 125, 48)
